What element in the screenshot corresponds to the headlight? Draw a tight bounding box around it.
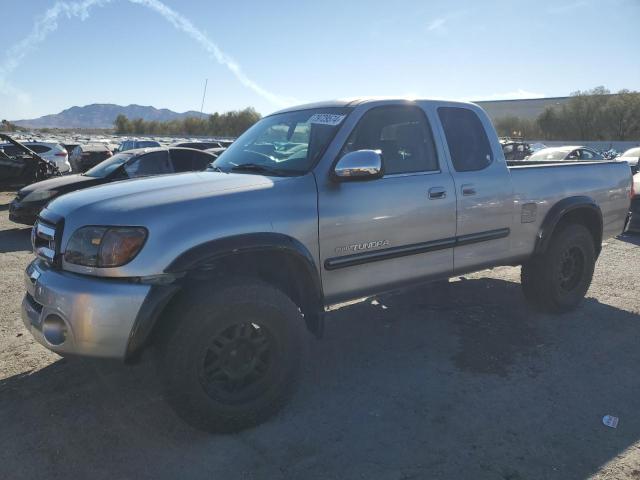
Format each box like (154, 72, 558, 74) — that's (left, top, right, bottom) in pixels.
(23, 189, 57, 203)
(64, 226, 147, 267)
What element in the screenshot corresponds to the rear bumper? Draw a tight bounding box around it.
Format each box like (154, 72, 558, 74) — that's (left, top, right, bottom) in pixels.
(8, 199, 39, 225)
(54, 159, 71, 173)
(21, 259, 151, 359)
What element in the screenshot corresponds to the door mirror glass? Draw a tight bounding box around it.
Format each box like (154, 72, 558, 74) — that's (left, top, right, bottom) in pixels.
(333, 150, 383, 180)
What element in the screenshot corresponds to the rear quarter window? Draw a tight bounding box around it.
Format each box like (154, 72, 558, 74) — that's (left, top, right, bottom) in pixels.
(437, 107, 493, 172)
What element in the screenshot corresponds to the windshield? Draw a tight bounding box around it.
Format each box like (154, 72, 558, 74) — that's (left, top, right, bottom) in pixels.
(84, 152, 135, 177)
(528, 149, 571, 161)
(211, 107, 351, 175)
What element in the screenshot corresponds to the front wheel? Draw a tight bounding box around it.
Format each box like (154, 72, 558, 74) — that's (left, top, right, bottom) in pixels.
(521, 224, 596, 313)
(156, 280, 306, 433)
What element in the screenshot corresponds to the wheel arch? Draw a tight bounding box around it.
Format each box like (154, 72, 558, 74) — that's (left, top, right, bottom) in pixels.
(125, 233, 324, 360)
(535, 196, 603, 257)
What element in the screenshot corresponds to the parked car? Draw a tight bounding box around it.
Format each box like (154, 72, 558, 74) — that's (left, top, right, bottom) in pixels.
(0, 134, 61, 188)
(171, 141, 222, 150)
(500, 138, 533, 160)
(0, 140, 70, 172)
(527, 146, 604, 162)
(21, 99, 631, 433)
(116, 139, 161, 152)
(9, 147, 215, 225)
(618, 147, 640, 174)
(69, 143, 113, 172)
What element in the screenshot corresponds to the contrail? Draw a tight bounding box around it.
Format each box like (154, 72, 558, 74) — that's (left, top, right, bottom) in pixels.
(0, 0, 296, 109)
(0, 0, 111, 101)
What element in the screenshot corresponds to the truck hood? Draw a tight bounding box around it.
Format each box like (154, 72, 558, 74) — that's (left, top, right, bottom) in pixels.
(42, 170, 318, 278)
(45, 171, 281, 221)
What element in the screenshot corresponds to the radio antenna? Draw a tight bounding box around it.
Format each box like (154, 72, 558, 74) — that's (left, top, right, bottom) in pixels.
(200, 78, 208, 118)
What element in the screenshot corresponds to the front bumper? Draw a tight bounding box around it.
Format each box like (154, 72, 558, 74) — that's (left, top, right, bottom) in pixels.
(9, 199, 39, 225)
(21, 259, 151, 359)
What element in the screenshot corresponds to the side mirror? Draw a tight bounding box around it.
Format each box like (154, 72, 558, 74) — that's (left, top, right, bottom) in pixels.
(333, 150, 383, 181)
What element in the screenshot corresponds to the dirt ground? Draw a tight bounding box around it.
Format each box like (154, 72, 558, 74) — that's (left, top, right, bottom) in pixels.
(1, 190, 639, 480)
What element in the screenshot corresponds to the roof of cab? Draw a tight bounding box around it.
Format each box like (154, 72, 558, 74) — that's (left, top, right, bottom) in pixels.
(271, 98, 478, 116)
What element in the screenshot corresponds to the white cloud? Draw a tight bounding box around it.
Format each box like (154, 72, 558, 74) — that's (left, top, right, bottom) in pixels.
(427, 18, 446, 31)
(0, 0, 296, 117)
(426, 9, 474, 35)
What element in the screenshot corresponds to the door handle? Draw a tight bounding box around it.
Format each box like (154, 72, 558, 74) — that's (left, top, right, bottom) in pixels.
(461, 184, 476, 196)
(428, 187, 447, 199)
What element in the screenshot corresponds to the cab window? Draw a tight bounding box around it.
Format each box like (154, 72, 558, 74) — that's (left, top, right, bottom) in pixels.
(124, 151, 172, 177)
(341, 105, 439, 175)
(438, 107, 493, 172)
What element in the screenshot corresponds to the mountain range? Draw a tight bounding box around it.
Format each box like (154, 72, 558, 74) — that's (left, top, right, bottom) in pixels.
(13, 104, 205, 129)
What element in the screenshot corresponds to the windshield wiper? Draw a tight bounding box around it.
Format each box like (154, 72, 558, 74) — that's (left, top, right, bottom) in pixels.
(207, 165, 225, 173)
(229, 163, 293, 176)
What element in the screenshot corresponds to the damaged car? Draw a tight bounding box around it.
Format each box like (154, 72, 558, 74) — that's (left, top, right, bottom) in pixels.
(9, 147, 215, 225)
(0, 134, 61, 189)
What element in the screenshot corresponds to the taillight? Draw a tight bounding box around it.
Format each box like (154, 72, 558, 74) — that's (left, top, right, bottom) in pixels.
(55, 152, 67, 157)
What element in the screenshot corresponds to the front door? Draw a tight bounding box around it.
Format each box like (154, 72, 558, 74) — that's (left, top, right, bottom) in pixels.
(318, 104, 457, 304)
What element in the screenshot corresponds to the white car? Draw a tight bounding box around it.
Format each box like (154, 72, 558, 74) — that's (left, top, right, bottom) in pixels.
(0, 141, 72, 173)
(618, 147, 640, 170)
(527, 145, 604, 161)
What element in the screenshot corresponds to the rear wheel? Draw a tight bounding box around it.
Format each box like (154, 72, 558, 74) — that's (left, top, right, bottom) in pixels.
(156, 280, 305, 433)
(521, 223, 596, 313)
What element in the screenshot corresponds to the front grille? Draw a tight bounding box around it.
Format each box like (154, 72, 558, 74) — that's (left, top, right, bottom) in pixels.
(32, 218, 61, 266)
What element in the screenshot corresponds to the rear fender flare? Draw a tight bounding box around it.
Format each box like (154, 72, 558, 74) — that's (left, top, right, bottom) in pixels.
(534, 196, 603, 255)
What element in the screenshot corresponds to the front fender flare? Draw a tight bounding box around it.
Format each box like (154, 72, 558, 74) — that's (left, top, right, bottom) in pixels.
(125, 233, 323, 359)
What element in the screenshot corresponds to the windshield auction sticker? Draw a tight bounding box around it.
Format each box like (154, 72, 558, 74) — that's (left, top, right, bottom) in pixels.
(309, 113, 346, 126)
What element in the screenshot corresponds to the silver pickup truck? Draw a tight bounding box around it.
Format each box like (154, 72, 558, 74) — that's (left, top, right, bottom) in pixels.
(22, 99, 632, 432)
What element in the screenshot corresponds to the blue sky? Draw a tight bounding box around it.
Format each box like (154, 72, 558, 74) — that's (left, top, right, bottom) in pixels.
(1, 0, 639, 120)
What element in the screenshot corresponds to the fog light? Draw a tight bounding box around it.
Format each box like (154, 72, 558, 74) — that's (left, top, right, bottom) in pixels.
(42, 314, 67, 346)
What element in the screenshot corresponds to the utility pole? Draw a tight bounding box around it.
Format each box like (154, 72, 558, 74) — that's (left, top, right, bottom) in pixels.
(200, 78, 208, 119)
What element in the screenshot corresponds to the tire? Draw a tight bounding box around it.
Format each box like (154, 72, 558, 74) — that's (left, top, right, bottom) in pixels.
(156, 280, 306, 433)
(521, 223, 596, 313)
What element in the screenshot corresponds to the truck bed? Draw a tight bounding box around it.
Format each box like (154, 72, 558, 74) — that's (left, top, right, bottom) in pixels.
(506, 160, 631, 259)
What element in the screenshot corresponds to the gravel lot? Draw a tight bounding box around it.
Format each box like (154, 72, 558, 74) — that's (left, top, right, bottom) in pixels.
(1, 189, 639, 480)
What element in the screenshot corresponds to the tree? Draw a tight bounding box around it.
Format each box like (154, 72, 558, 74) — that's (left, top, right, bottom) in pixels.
(112, 107, 262, 136)
(1, 119, 22, 132)
(114, 114, 131, 134)
(565, 86, 611, 140)
(604, 90, 640, 140)
(493, 87, 640, 141)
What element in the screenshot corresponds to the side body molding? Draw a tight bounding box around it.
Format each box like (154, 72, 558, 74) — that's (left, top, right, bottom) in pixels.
(534, 195, 603, 255)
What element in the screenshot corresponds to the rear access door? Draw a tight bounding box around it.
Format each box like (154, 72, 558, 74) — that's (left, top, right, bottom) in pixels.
(435, 105, 514, 273)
